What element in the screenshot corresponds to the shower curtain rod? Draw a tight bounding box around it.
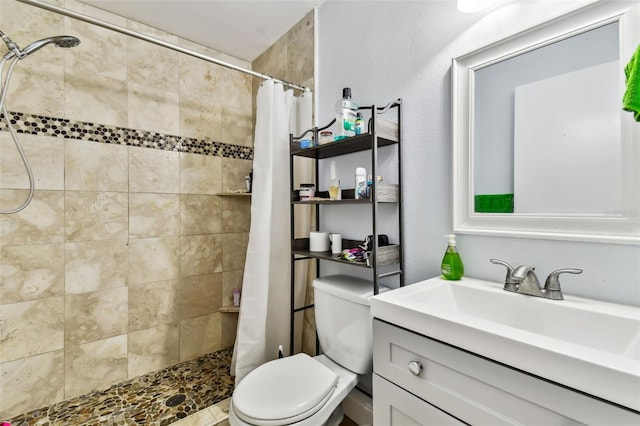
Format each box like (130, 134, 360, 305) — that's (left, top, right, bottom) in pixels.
(16, 0, 310, 92)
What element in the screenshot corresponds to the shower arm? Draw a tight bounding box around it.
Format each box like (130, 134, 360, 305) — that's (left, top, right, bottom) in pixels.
(15, 0, 311, 93)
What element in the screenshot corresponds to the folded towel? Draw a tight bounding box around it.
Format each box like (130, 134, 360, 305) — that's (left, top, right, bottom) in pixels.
(623, 43, 640, 122)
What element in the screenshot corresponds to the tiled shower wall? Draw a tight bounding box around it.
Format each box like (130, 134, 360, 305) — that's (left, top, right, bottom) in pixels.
(0, 0, 252, 418)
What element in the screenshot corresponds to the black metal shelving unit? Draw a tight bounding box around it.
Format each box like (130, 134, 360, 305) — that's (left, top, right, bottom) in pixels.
(289, 99, 404, 355)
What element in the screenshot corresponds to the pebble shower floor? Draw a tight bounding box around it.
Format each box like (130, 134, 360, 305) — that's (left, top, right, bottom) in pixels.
(4, 348, 234, 426)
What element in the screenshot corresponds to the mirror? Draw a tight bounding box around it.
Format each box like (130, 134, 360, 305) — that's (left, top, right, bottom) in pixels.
(452, 1, 640, 244)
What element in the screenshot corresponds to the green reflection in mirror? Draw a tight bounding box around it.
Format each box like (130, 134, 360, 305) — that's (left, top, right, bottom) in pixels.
(474, 194, 513, 213)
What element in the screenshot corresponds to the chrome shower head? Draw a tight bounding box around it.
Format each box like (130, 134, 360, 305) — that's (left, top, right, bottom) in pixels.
(54, 36, 80, 48)
(22, 35, 80, 56)
(2, 35, 80, 60)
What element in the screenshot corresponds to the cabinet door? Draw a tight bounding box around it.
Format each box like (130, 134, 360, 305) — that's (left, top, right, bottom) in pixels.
(373, 374, 464, 426)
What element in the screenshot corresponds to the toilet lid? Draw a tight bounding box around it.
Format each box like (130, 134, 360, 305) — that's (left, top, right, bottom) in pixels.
(233, 353, 338, 425)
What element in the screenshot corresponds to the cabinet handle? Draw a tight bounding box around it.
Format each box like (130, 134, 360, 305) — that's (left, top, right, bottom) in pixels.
(408, 361, 422, 376)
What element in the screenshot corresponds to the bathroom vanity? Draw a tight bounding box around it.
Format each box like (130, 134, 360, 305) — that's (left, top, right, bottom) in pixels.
(371, 277, 640, 425)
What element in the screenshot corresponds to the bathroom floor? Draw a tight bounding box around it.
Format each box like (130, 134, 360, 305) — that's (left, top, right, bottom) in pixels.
(4, 348, 235, 426)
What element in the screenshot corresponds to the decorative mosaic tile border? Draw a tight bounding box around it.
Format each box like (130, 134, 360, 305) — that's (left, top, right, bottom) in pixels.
(0, 111, 253, 160)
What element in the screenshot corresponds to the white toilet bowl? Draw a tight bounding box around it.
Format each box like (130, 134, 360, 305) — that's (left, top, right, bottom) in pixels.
(231, 275, 382, 426)
(229, 354, 357, 426)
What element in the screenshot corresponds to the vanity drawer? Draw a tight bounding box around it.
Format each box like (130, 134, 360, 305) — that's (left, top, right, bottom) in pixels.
(373, 319, 639, 425)
(373, 374, 464, 426)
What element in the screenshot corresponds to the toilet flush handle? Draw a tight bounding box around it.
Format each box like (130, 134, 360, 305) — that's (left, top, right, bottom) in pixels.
(408, 361, 422, 376)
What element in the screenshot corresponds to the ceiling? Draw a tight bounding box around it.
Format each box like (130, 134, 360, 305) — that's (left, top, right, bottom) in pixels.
(82, 0, 324, 62)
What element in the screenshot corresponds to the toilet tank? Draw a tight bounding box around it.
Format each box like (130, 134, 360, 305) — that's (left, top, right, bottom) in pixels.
(312, 275, 387, 375)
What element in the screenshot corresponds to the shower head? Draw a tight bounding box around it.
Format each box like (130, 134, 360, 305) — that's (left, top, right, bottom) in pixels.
(2, 35, 80, 60)
(22, 35, 81, 56)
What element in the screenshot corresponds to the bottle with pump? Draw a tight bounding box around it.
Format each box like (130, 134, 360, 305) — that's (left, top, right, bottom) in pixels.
(441, 234, 464, 280)
(334, 87, 358, 140)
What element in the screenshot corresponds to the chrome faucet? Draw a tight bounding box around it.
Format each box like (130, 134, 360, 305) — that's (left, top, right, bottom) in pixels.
(511, 265, 544, 297)
(490, 259, 582, 300)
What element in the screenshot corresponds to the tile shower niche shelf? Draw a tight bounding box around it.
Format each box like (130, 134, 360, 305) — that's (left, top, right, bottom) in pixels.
(216, 192, 251, 197)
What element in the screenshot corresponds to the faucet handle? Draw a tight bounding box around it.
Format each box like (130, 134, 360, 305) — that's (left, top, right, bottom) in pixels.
(544, 268, 583, 300)
(490, 259, 517, 292)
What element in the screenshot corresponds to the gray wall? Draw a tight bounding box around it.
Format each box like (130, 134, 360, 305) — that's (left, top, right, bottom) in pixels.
(316, 0, 640, 305)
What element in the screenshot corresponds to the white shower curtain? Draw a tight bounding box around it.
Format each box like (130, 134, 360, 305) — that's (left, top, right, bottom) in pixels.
(233, 80, 312, 383)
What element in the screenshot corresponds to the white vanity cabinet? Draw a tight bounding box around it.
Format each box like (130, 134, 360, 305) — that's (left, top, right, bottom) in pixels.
(372, 319, 639, 425)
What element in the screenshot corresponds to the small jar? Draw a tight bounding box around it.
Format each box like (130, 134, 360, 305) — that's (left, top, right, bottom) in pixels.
(299, 183, 315, 201)
(319, 131, 333, 145)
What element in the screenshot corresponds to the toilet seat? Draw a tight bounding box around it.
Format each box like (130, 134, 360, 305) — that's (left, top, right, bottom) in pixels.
(232, 353, 339, 425)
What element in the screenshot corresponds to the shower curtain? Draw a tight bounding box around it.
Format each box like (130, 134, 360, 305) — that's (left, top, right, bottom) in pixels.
(232, 80, 312, 383)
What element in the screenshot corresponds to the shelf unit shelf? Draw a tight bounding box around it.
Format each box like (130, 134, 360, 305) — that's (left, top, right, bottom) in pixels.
(292, 238, 400, 269)
(292, 198, 396, 205)
(291, 133, 398, 159)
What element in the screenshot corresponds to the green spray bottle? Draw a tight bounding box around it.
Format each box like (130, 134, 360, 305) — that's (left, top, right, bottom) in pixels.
(441, 234, 464, 280)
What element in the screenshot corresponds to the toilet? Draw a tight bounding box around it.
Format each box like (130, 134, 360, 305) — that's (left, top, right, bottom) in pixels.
(230, 275, 386, 426)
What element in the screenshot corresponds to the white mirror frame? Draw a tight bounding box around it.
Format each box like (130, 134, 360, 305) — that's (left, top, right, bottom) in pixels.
(452, 1, 640, 245)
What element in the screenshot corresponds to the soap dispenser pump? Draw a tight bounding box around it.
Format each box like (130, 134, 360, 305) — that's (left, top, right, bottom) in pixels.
(441, 234, 464, 280)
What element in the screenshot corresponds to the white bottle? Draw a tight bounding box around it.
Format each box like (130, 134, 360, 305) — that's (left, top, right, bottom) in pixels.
(355, 167, 367, 199)
(335, 87, 358, 140)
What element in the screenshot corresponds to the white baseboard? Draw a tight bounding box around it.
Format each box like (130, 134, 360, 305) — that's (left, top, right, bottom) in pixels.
(342, 388, 373, 426)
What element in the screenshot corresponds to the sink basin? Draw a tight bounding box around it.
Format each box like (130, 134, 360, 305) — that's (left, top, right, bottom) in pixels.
(371, 277, 640, 411)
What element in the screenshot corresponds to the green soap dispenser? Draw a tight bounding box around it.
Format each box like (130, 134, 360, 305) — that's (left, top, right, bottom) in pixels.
(441, 234, 464, 280)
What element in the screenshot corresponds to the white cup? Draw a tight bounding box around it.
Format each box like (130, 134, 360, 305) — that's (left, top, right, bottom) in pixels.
(329, 233, 342, 254)
(309, 232, 330, 252)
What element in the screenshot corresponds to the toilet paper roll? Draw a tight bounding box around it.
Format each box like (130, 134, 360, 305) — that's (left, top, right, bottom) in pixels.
(309, 232, 330, 252)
